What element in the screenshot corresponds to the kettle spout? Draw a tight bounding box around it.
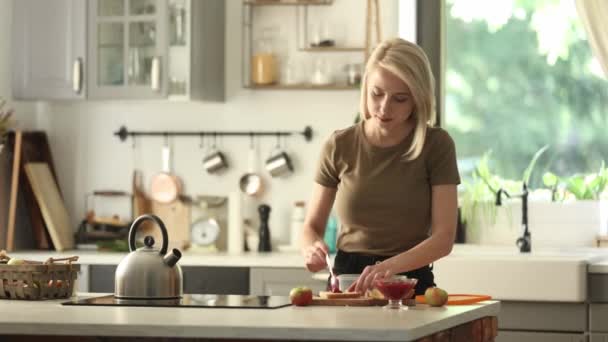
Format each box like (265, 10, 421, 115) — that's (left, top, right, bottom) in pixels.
(163, 248, 182, 267)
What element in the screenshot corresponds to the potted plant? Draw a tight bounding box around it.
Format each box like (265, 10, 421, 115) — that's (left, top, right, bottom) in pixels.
(536, 163, 608, 246)
(0, 98, 15, 154)
(460, 146, 548, 245)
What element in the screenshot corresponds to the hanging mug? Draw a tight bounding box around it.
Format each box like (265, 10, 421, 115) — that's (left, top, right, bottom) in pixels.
(265, 136, 293, 178)
(202, 135, 229, 174)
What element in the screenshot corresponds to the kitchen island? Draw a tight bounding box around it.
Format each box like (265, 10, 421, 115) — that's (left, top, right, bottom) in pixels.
(0, 293, 500, 342)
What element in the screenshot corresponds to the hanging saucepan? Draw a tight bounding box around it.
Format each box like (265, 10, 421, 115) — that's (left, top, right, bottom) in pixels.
(239, 135, 264, 196)
(150, 137, 182, 203)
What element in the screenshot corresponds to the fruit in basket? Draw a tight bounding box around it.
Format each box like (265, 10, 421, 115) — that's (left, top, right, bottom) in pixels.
(289, 286, 313, 306)
(48, 280, 63, 288)
(7, 258, 25, 265)
(424, 287, 448, 307)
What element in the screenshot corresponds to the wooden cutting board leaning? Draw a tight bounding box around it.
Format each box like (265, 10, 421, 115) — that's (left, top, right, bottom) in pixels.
(24, 162, 74, 251)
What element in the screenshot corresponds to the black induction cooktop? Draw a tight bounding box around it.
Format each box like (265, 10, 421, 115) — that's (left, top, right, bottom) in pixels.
(62, 294, 291, 309)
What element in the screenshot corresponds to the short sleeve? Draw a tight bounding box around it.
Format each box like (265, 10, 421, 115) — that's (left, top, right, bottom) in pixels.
(314, 133, 340, 188)
(427, 129, 461, 185)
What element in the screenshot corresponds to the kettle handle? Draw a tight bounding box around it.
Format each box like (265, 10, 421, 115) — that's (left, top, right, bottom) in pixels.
(128, 214, 169, 255)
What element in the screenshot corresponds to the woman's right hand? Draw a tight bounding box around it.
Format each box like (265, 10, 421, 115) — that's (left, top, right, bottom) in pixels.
(302, 240, 330, 273)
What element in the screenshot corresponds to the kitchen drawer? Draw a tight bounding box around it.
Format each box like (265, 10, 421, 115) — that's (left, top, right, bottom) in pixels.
(497, 331, 587, 342)
(182, 266, 248, 295)
(88, 265, 249, 295)
(590, 304, 608, 332)
(590, 274, 608, 302)
(591, 333, 608, 342)
(250, 267, 325, 296)
(498, 301, 587, 332)
(89, 264, 117, 293)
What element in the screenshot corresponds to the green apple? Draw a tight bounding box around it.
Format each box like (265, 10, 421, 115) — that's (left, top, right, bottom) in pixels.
(7, 258, 25, 265)
(425, 287, 448, 307)
(289, 286, 313, 306)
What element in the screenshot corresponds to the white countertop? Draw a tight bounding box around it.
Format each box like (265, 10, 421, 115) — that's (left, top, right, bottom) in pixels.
(0, 293, 500, 341)
(8, 245, 608, 302)
(8, 244, 608, 267)
(589, 259, 608, 273)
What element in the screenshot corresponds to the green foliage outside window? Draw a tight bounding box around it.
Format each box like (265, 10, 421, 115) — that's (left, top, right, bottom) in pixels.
(445, 0, 608, 189)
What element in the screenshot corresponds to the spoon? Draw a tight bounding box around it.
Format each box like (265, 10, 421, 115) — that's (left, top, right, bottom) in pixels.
(325, 254, 339, 292)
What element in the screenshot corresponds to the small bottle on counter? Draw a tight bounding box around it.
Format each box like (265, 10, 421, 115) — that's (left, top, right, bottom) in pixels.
(290, 201, 306, 247)
(323, 213, 338, 254)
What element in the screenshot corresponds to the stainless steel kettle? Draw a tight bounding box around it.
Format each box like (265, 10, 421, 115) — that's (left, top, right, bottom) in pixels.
(114, 214, 183, 299)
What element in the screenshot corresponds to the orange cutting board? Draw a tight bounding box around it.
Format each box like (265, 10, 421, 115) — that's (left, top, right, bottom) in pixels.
(415, 294, 492, 305)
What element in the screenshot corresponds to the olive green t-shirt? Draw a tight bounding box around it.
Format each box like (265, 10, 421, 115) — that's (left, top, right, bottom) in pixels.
(315, 121, 461, 256)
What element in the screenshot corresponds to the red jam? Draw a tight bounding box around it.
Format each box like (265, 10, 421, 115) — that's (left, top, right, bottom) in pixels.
(375, 280, 415, 300)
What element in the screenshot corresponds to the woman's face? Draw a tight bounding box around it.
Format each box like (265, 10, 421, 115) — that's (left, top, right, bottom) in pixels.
(366, 67, 415, 132)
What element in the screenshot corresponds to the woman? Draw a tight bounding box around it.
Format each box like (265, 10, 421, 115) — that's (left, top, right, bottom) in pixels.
(300, 38, 460, 295)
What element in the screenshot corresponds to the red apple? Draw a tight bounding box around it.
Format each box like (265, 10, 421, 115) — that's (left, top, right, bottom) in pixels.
(425, 287, 448, 307)
(289, 286, 313, 306)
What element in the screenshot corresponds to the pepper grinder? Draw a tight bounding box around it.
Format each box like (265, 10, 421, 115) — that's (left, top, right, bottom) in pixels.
(258, 204, 272, 252)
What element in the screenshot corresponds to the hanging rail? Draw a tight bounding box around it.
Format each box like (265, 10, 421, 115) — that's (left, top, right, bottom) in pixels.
(114, 125, 313, 142)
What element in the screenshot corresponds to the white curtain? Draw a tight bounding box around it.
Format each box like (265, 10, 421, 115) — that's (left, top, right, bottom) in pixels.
(575, 0, 608, 77)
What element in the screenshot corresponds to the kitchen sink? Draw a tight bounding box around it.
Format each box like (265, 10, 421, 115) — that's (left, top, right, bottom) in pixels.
(433, 244, 608, 302)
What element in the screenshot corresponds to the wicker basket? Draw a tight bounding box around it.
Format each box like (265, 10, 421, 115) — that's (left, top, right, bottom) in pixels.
(0, 250, 80, 300)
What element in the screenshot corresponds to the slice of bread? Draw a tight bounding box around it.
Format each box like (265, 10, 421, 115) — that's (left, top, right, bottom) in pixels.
(365, 288, 385, 299)
(319, 291, 363, 299)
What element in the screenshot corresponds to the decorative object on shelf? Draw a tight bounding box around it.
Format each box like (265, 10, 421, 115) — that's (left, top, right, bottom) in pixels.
(114, 125, 314, 142)
(345, 63, 362, 87)
(243, 0, 366, 90)
(252, 26, 280, 85)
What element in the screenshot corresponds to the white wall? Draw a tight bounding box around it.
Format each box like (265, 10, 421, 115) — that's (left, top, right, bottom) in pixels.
(3, 0, 412, 246)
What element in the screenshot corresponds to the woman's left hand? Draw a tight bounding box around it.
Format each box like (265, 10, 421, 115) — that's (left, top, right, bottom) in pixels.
(347, 262, 393, 294)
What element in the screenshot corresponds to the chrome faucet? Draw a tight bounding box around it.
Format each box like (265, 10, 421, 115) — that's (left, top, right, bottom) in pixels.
(496, 182, 530, 253)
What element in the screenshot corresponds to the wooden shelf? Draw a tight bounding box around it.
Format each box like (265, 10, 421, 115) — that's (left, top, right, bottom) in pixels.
(244, 0, 333, 6)
(247, 83, 359, 90)
(300, 46, 365, 52)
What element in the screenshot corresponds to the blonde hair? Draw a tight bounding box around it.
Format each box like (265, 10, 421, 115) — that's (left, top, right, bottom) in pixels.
(359, 38, 436, 161)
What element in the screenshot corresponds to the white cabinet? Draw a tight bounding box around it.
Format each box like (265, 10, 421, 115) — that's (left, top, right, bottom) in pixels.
(12, 0, 225, 101)
(497, 331, 587, 342)
(12, 0, 86, 100)
(87, 0, 168, 99)
(249, 267, 325, 296)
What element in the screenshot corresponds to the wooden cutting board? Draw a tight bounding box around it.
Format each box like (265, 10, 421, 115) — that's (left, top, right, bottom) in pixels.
(310, 291, 388, 306)
(147, 196, 191, 250)
(24, 162, 74, 251)
(311, 297, 388, 306)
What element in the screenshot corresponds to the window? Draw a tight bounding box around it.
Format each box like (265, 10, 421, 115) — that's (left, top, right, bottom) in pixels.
(444, 0, 608, 184)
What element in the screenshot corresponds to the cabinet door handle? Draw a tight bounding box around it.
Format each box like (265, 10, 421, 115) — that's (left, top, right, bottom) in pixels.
(72, 58, 83, 94)
(151, 56, 161, 91)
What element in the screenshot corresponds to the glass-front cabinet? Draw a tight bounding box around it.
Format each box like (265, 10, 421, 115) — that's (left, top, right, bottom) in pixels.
(88, 0, 168, 99)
